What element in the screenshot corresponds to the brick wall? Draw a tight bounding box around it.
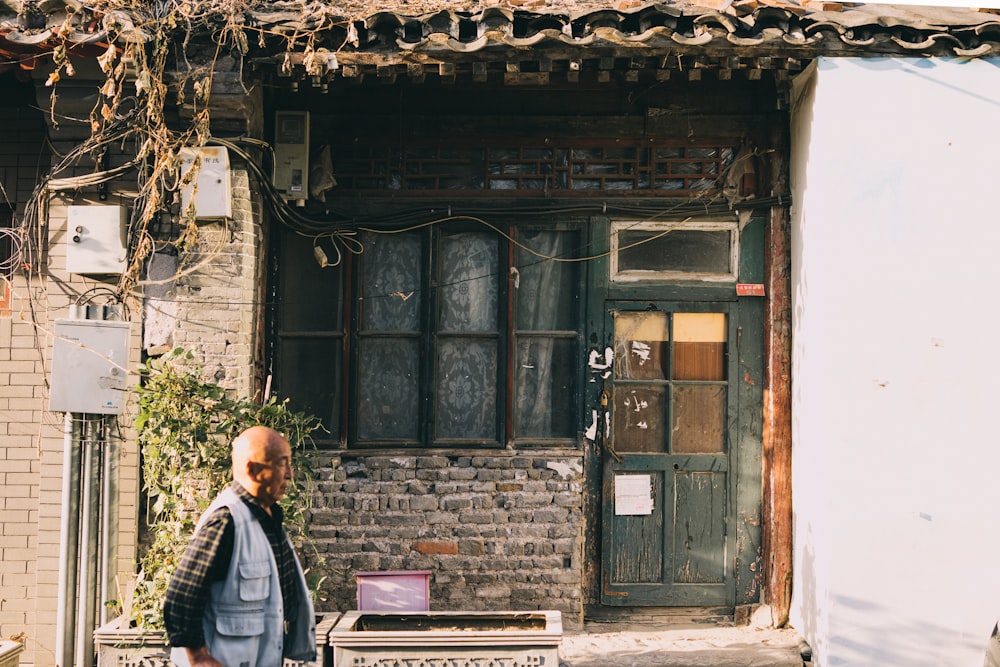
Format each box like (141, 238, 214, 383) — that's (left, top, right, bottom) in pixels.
(31, 194, 143, 667)
(307, 452, 586, 627)
(0, 76, 51, 667)
(155, 166, 262, 398)
(0, 74, 144, 667)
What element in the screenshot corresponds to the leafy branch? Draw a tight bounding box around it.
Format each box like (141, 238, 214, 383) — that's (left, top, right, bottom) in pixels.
(123, 347, 326, 630)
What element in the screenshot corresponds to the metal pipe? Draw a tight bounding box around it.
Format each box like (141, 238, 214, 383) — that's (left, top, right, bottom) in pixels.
(55, 413, 81, 667)
(75, 416, 101, 667)
(99, 416, 120, 625)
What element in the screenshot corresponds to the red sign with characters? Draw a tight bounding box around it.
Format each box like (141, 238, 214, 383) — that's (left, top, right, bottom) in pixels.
(736, 283, 766, 297)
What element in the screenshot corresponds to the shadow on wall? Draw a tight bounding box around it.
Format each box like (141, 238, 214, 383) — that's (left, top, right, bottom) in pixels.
(825, 595, 984, 667)
(794, 528, 818, 655)
(793, 528, 990, 667)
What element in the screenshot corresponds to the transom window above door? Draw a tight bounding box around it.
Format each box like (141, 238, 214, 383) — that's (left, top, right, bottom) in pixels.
(273, 223, 583, 449)
(610, 220, 738, 282)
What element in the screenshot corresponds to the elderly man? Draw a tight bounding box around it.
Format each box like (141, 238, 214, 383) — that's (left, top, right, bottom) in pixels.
(164, 426, 316, 667)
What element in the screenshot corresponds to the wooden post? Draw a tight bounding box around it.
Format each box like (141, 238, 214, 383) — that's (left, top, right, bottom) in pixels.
(762, 119, 793, 627)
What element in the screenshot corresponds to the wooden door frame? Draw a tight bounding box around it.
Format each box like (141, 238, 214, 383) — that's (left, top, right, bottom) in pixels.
(760, 112, 792, 625)
(762, 202, 792, 626)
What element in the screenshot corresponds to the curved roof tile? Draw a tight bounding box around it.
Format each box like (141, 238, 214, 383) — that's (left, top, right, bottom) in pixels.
(3, 0, 1000, 72)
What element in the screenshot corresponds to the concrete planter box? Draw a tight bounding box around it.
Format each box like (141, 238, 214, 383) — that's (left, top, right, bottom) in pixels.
(0, 641, 23, 667)
(328, 610, 562, 667)
(94, 613, 340, 667)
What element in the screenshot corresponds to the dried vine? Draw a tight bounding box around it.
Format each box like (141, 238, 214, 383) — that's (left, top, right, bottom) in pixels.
(35, 0, 354, 302)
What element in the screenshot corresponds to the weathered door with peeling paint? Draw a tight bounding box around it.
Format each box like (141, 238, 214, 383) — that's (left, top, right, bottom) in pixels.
(600, 304, 736, 606)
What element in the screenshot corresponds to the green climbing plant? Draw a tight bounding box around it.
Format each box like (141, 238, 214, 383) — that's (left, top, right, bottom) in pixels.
(121, 347, 325, 630)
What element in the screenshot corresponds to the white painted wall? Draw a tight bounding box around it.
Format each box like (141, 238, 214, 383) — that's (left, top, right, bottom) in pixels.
(789, 56, 1000, 667)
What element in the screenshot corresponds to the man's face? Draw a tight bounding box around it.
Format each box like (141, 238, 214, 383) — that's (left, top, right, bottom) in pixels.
(253, 440, 294, 509)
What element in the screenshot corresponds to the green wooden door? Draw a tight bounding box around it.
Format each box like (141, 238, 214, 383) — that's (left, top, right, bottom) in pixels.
(600, 303, 737, 606)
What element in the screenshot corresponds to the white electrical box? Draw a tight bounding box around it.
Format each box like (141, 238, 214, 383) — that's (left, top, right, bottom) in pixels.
(179, 146, 232, 219)
(66, 206, 127, 275)
(274, 111, 310, 205)
(50, 319, 130, 414)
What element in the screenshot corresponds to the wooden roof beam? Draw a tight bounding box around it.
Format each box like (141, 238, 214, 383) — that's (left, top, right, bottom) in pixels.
(408, 62, 426, 83)
(438, 62, 455, 83)
(567, 58, 581, 82)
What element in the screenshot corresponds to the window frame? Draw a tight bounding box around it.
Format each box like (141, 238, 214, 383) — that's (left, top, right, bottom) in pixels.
(275, 220, 584, 451)
(609, 219, 739, 283)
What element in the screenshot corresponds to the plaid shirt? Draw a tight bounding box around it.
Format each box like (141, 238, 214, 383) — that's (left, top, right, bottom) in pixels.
(163, 482, 300, 648)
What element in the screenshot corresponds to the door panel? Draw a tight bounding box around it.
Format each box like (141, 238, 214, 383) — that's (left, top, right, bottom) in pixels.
(601, 304, 735, 606)
(673, 470, 727, 584)
(609, 470, 665, 584)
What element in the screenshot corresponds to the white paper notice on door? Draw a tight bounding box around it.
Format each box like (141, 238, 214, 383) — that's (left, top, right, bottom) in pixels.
(614, 474, 653, 515)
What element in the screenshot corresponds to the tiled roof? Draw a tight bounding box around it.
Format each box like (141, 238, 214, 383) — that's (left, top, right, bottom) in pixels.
(2, 0, 1000, 76)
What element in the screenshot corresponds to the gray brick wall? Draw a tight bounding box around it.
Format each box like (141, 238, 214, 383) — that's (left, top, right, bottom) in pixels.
(306, 452, 586, 628)
(144, 165, 261, 399)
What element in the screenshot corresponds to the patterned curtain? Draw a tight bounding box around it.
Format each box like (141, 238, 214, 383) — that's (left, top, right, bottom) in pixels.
(435, 232, 498, 440)
(357, 233, 422, 440)
(514, 231, 576, 438)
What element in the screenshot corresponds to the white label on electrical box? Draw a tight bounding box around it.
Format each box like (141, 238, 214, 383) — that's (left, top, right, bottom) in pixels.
(66, 206, 127, 275)
(49, 319, 130, 414)
(180, 146, 232, 219)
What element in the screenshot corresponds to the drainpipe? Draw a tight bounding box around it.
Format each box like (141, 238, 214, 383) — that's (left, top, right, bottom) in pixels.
(55, 413, 81, 667)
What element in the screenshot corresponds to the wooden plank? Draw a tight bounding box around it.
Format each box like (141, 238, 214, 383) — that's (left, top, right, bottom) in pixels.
(672, 471, 726, 584)
(504, 72, 550, 85)
(610, 471, 665, 583)
(583, 214, 612, 611)
(438, 62, 455, 83)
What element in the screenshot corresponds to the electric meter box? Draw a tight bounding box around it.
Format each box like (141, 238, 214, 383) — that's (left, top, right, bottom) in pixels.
(66, 205, 127, 275)
(179, 146, 233, 219)
(274, 111, 309, 204)
(49, 319, 130, 414)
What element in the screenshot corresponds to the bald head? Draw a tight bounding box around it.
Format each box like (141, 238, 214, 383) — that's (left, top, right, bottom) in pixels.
(232, 426, 293, 512)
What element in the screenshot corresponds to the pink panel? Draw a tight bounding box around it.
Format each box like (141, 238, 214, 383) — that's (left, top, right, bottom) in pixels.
(356, 571, 432, 611)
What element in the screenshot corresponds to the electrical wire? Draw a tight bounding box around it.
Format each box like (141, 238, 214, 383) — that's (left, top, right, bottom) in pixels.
(208, 135, 781, 266)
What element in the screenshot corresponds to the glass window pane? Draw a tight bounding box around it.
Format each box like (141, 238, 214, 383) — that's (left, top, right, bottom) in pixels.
(515, 230, 578, 331)
(279, 231, 343, 331)
(673, 313, 727, 381)
(617, 229, 731, 275)
(439, 232, 497, 331)
(614, 311, 669, 381)
(514, 336, 576, 439)
(361, 232, 421, 331)
(672, 385, 725, 454)
(277, 337, 340, 439)
(435, 337, 497, 440)
(612, 386, 666, 453)
(358, 338, 420, 440)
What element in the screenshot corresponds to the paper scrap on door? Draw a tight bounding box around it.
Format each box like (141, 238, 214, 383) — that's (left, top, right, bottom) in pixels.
(614, 474, 653, 515)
